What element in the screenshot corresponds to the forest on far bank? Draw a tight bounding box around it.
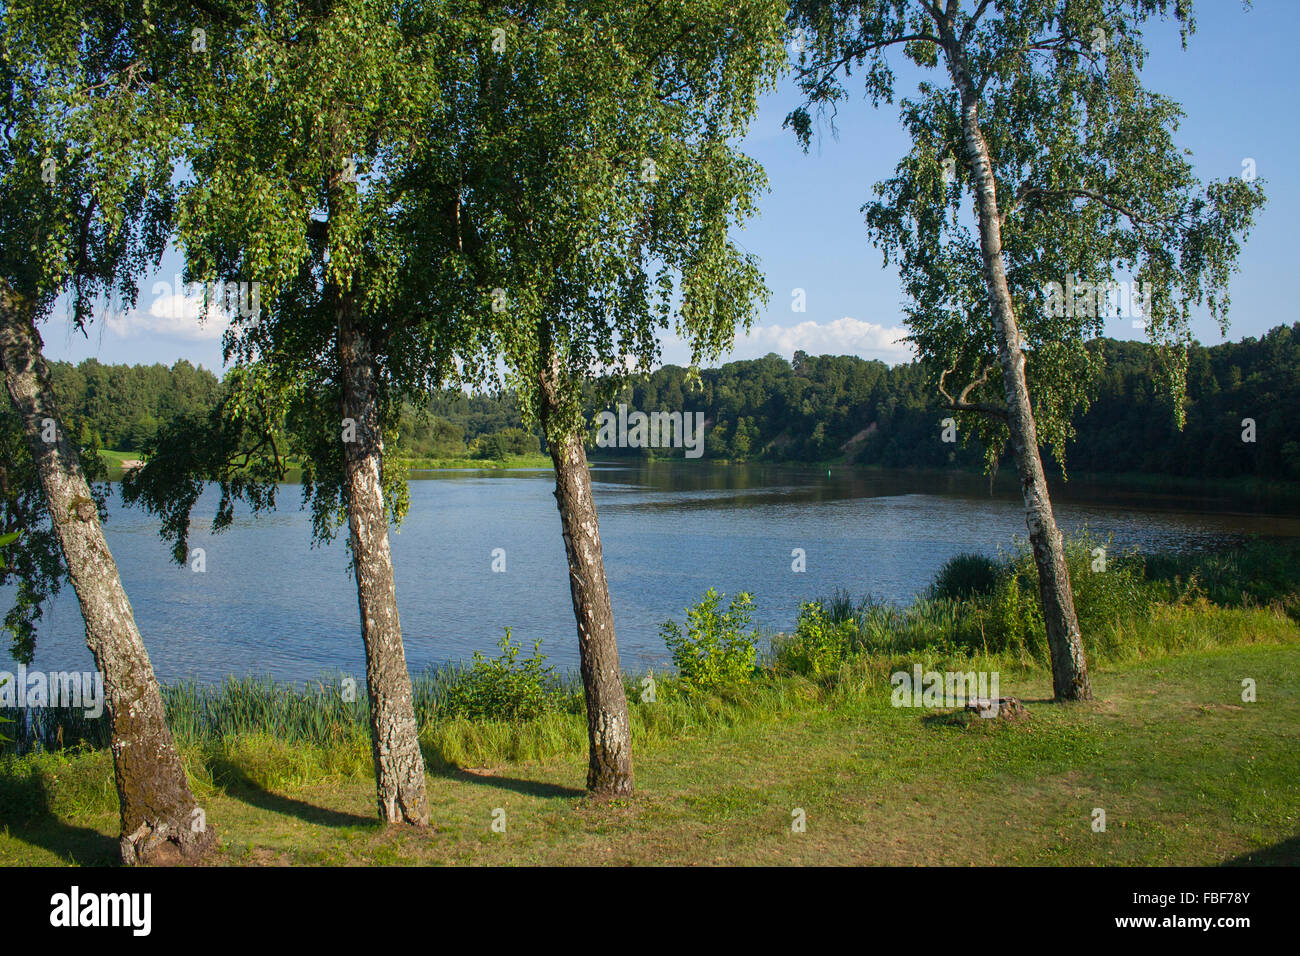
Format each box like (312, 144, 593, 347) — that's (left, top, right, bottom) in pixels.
(31, 322, 1300, 483)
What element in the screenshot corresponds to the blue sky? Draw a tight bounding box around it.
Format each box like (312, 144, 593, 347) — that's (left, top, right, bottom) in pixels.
(42, 0, 1300, 373)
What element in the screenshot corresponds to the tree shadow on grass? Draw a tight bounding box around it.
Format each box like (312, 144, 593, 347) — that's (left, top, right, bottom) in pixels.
(435, 767, 586, 800)
(207, 760, 376, 829)
(920, 711, 975, 730)
(1221, 834, 1300, 865)
(0, 768, 119, 865)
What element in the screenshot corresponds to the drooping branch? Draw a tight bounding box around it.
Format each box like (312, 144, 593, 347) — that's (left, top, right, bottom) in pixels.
(1000, 184, 1162, 228)
(81, 60, 145, 95)
(792, 32, 941, 93)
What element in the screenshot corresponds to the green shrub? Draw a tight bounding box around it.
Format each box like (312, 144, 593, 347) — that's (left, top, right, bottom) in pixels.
(935, 532, 1156, 661)
(818, 588, 860, 625)
(1064, 537, 1154, 640)
(775, 601, 856, 677)
(660, 589, 759, 692)
(929, 552, 1004, 601)
(437, 630, 560, 722)
(1142, 538, 1300, 614)
(856, 595, 965, 654)
(470, 428, 541, 459)
(978, 566, 1047, 660)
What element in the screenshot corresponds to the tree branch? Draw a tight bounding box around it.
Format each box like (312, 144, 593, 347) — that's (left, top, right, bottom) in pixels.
(1001, 185, 1156, 227)
(793, 33, 941, 92)
(938, 364, 1007, 421)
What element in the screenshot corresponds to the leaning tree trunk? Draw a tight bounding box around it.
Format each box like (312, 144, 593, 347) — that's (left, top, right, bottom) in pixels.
(0, 282, 214, 863)
(336, 295, 430, 825)
(538, 365, 634, 795)
(944, 45, 1092, 702)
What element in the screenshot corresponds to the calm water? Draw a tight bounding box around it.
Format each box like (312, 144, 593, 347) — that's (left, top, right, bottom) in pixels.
(5, 463, 1299, 683)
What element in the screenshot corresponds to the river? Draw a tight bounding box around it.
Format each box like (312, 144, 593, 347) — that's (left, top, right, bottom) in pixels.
(4, 463, 1298, 682)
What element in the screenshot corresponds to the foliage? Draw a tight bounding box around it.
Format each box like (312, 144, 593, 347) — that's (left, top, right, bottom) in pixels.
(437, 630, 560, 724)
(592, 325, 1300, 476)
(0, 3, 178, 664)
(4, 536, 1295, 756)
(119, 0, 484, 562)
(774, 601, 857, 677)
(47, 359, 221, 452)
(470, 427, 541, 460)
(446, 0, 787, 444)
(57, 324, 1300, 480)
(774, 532, 1194, 674)
(0, 2, 185, 319)
(0, 410, 108, 662)
(1067, 327, 1300, 481)
(857, 534, 1154, 661)
(850, 595, 966, 656)
(786, 0, 1265, 473)
(661, 589, 760, 692)
(1141, 538, 1300, 617)
(929, 552, 1003, 602)
(1050, 535, 1154, 639)
(160, 676, 368, 747)
(0, 530, 18, 568)
(32, 358, 544, 466)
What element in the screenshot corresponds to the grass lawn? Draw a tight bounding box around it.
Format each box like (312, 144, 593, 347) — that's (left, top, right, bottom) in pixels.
(95, 449, 552, 481)
(94, 448, 136, 480)
(398, 453, 551, 471)
(2, 638, 1296, 866)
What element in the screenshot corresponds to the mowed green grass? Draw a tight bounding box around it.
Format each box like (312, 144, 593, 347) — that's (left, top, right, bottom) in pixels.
(94, 448, 135, 480)
(95, 448, 552, 480)
(2, 638, 1296, 866)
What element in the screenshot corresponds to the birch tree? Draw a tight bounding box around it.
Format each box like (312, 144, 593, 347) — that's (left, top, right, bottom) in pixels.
(0, 1, 213, 862)
(786, 0, 1264, 700)
(122, 0, 495, 825)
(430, 0, 786, 792)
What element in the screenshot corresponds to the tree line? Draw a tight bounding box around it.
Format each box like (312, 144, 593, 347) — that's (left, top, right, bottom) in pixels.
(0, 0, 1263, 863)
(30, 358, 542, 459)
(34, 320, 1300, 482)
(603, 325, 1300, 481)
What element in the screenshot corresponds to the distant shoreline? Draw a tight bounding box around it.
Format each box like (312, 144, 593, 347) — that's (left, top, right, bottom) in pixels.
(96, 448, 553, 480)
(95, 448, 1300, 500)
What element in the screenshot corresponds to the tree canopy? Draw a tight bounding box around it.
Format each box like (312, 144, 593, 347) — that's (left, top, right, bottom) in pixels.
(786, 0, 1265, 466)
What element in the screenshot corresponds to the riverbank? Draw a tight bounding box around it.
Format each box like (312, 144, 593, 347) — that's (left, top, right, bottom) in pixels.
(592, 456, 1300, 504)
(1, 538, 1296, 865)
(1, 632, 1295, 865)
(97, 448, 1300, 504)
(400, 453, 551, 471)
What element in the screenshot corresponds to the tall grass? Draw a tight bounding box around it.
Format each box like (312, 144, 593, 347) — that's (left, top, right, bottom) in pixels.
(778, 533, 1296, 674)
(1140, 538, 1300, 615)
(0, 664, 566, 757)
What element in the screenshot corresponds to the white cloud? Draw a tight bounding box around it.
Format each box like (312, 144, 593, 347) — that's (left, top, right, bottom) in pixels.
(105, 284, 235, 342)
(661, 317, 914, 367)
